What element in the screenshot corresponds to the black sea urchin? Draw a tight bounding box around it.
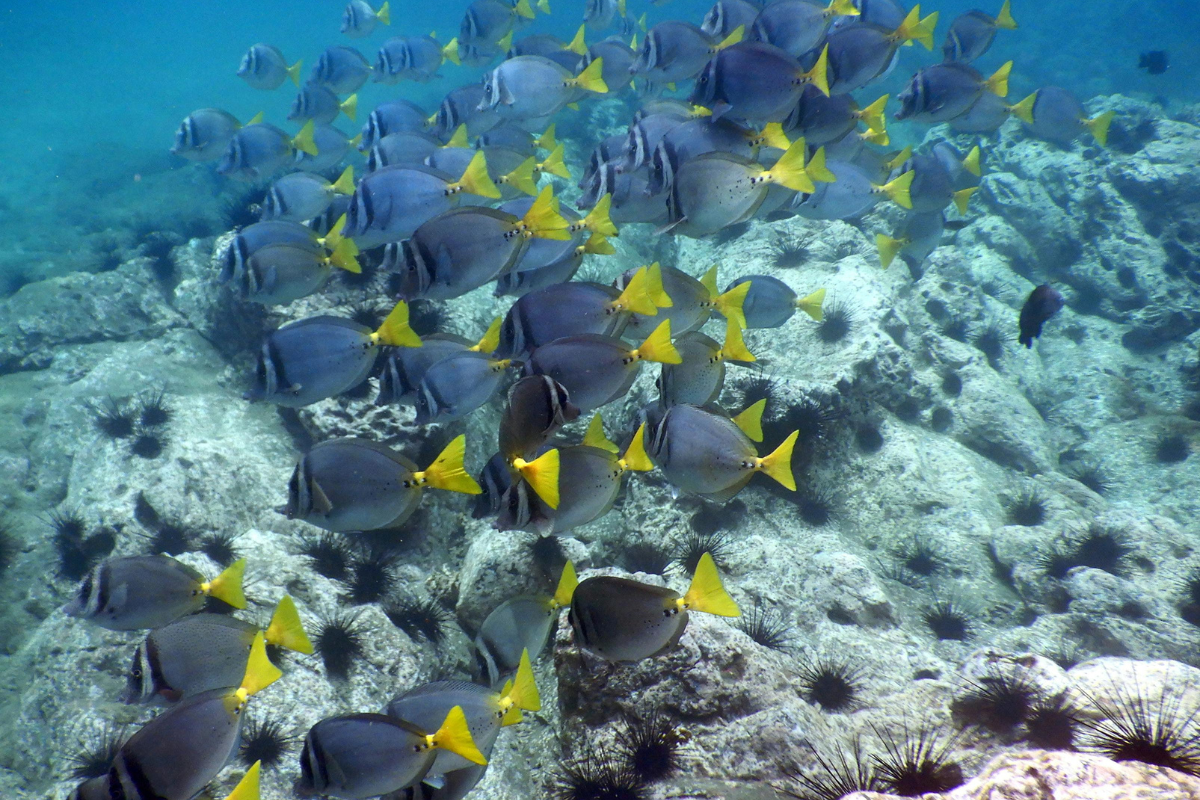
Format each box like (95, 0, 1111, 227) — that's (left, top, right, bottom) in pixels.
(1024, 693, 1083, 750)
(622, 542, 671, 576)
(239, 714, 299, 770)
(92, 397, 136, 439)
(68, 724, 128, 780)
(777, 740, 879, 800)
(296, 532, 356, 581)
(313, 611, 366, 681)
(617, 712, 689, 782)
(798, 657, 864, 712)
(671, 529, 734, 575)
(772, 234, 810, 269)
(952, 670, 1040, 733)
(199, 531, 240, 567)
(129, 426, 167, 459)
(815, 301, 855, 344)
(136, 387, 172, 428)
(870, 722, 964, 796)
(736, 600, 795, 652)
(1154, 431, 1191, 464)
(1004, 488, 1047, 527)
(922, 598, 974, 642)
(384, 594, 452, 644)
(972, 318, 1010, 369)
(1079, 670, 1200, 776)
(344, 550, 399, 605)
(552, 746, 647, 800)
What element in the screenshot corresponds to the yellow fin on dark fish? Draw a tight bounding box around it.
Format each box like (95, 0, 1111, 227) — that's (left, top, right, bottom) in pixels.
(431, 707, 488, 765)
(553, 561, 578, 608)
(513, 449, 561, 508)
(584, 413, 620, 453)
(265, 595, 314, 654)
(755, 431, 799, 490)
(681, 552, 740, 616)
(225, 762, 261, 800)
(417, 435, 482, 494)
(202, 558, 247, 609)
(630, 320, 682, 364)
(796, 288, 826, 321)
(620, 423, 653, 472)
(372, 301, 423, 348)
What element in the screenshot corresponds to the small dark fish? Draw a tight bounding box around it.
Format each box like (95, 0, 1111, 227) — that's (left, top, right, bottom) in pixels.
(1138, 50, 1168, 75)
(1018, 283, 1064, 348)
(498, 375, 580, 460)
(941, 0, 1017, 63)
(474, 570, 573, 683)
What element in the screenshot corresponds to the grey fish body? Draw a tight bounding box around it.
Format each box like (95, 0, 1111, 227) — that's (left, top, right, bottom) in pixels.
(584, 0, 622, 30)
(581, 165, 668, 224)
(375, 36, 448, 83)
(621, 265, 711, 338)
(666, 151, 770, 237)
(895, 62, 990, 123)
(792, 159, 880, 219)
(493, 245, 586, 297)
(893, 211, 944, 272)
(462, 0, 526, 46)
(387, 682, 502, 774)
(628, 111, 692, 170)
(786, 84, 861, 145)
(523, 334, 649, 411)
(497, 282, 630, 359)
(579, 133, 634, 187)
(291, 84, 351, 125)
(644, 402, 758, 500)
(238, 44, 295, 90)
(658, 332, 727, 406)
(376, 335, 472, 406)
(295, 124, 354, 172)
(398, 207, 531, 300)
(751, 0, 833, 57)
(474, 451, 514, 518)
(631, 21, 718, 84)
(171, 108, 241, 161)
(367, 130, 444, 171)
(649, 117, 758, 195)
(569, 576, 686, 661)
(1024, 86, 1090, 145)
(497, 375, 580, 460)
(586, 38, 635, 93)
(299, 714, 438, 799)
(932, 141, 981, 190)
(474, 595, 555, 685)
(830, 0, 906, 31)
(414, 352, 512, 424)
(343, 0, 388, 38)
(703, 0, 763, 37)
(480, 56, 591, 121)
(125, 614, 259, 704)
(219, 220, 319, 284)
(949, 90, 1010, 133)
(436, 84, 503, 141)
(731, 274, 798, 328)
(896, 153, 955, 213)
(690, 41, 810, 124)
(309, 46, 372, 94)
(216, 123, 297, 181)
(942, 10, 1000, 62)
(362, 100, 430, 151)
(477, 122, 537, 155)
(824, 24, 897, 94)
(63, 555, 212, 631)
(246, 316, 380, 407)
(239, 243, 335, 305)
(285, 438, 422, 531)
(262, 172, 344, 223)
(342, 165, 468, 249)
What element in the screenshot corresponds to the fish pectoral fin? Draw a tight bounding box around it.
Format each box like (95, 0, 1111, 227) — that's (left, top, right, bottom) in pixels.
(310, 478, 334, 515)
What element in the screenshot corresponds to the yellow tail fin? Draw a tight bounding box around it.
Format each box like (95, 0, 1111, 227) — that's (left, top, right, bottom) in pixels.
(963, 145, 982, 178)
(721, 321, 756, 363)
(245, 111, 266, 127)
(537, 0, 551, 13)
(286, 59, 303, 88)
(632, 319, 682, 364)
(756, 430, 799, 490)
(471, 317, 503, 353)
(994, 0, 1017, 29)
(340, 94, 358, 122)
(292, 120, 319, 157)
(620, 423, 653, 472)
(567, 24, 588, 56)
(553, 561, 578, 608)
(875, 233, 904, 269)
(331, 165, 355, 196)
(985, 61, 1012, 98)
(584, 412, 620, 453)
(683, 552, 740, 617)
(522, 186, 571, 239)
(443, 37, 462, 66)
(540, 144, 572, 180)
(514, 449, 561, 508)
(915, 10, 939, 49)
(857, 94, 888, 133)
(203, 558, 247, 609)
(504, 157, 540, 196)
(826, 0, 859, 17)
(646, 262, 673, 308)
(1008, 92, 1037, 124)
(349, 132, 363, 148)
(732, 398, 765, 442)
(571, 58, 608, 94)
(581, 193, 617, 236)
(446, 123, 469, 149)
(1086, 111, 1115, 147)
(509, 649, 542, 711)
(265, 595, 314, 654)
(329, 237, 362, 274)
(861, 127, 890, 146)
(879, 171, 914, 210)
(457, 150, 502, 199)
(418, 435, 483, 495)
(885, 145, 913, 171)
(537, 123, 557, 151)
(805, 146, 836, 183)
(583, 233, 615, 255)
(498, 31, 514, 53)
(433, 707, 488, 766)
(796, 287, 826, 321)
(373, 301, 423, 347)
(500, 681, 523, 727)
(758, 122, 791, 150)
(953, 186, 977, 215)
(766, 137, 816, 193)
(514, 0, 536, 19)
(239, 632, 283, 698)
(715, 279, 751, 330)
(613, 266, 659, 316)
(376, 1, 391, 25)
(225, 761, 261, 800)
(716, 25, 744, 50)
(801, 44, 830, 97)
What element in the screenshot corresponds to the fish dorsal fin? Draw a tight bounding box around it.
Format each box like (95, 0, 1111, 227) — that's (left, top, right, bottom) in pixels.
(202, 558, 248, 609)
(876, 233, 904, 269)
(553, 561, 579, 608)
(540, 144, 572, 179)
(613, 266, 658, 316)
(755, 431, 799, 490)
(732, 399, 765, 442)
(373, 301, 423, 347)
(471, 317, 503, 353)
(584, 413, 620, 453)
(225, 761, 261, 800)
(513, 449, 561, 508)
(433, 706, 488, 765)
(682, 553, 740, 616)
(567, 24, 588, 56)
(265, 595, 314, 654)
(240, 632, 283, 698)
(646, 262, 672, 308)
(631, 319, 682, 365)
(796, 287, 826, 321)
(446, 124, 469, 149)
(716, 25, 744, 50)
(721, 320, 755, 363)
(417, 434, 482, 494)
(619, 423, 653, 472)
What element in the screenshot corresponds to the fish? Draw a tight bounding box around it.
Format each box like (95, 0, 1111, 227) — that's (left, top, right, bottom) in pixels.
(102, 634, 280, 800)
(237, 44, 302, 90)
(341, 150, 502, 249)
(728, 275, 826, 328)
(790, 158, 913, 219)
(824, 6, 939, 94)
(621, 264, 747, 338)
(284, 435, 480, 532)
(785, 87, 888, 146)
(366, 129, 451, 171)
(948, 90, 1018, 134)
(290, 85, 358, 125)
(691, 42, 830, 123)
(702, 0, 763, 38)
(580, 163, 668, 224)
(480, 56, 608, 121)
(388, 186, 570, 300)
(343, 0, 391, 38)
(375, 35, 461, 83)
(224, 762, 261, 800)
(294, 124, 358, 172)
(894, 61, 1011, 124)
(477, 121, 552, 155)
(261, 166, 356, 223)
(648, 118, 788, 196)
(524, 319, 682, 412)
(360, 100, 431, 151)
(1138, 50, 1168, 75)
(494, 228, 612, 297)
(495, 265, 659, 359)
(218, 220, 327, 284)
(435, 83, 505, 140)
(932, 142, 983, 192)
(474, 567, 575, 684)
(461, 0, 536, 48)
(875, 210, 945, 272)
(1018, 283, 1064, 348)
(892, 151, 979, 214)
(474, 451, 515, 518)
(308, 46, 373, 95)
(658, 325, 755, 406)
(414, 353, 517, 424)
(124, 596, 311, 705)
(498, 375, 581, 460)
(234, 238, 361, 305)
(627, 109, 699, 170)
(63, 555, 246, 631)
(565, 551, 740, 661)
(1008, 87, 1116, 147)
(584, 0, 626, 30)
(245, 301, 422, 407)
(388, 651, 539, 772)
(942, 0, 1017, 63)
(642, 401, 798, 501)
(749, 0, 860, 57)
(376, 321, 500, 406)
(630, 21, 742, 85)
(298, 707, 486, 799)
(584, 36, 637, 92)
(663, 137, 834, 237)
(171, 109, 251, 162)
(217, 121, 319, 181)
(580, 133, 635, 186)
(832, 0, 908, 30)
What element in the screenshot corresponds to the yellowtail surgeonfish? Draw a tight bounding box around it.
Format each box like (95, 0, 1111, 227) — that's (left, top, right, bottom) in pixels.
(474, 564, 577, 684)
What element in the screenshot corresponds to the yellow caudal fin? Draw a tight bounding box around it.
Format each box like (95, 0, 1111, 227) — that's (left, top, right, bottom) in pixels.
(471, 317, 502, 353)
(715, 279, 751, 331)
(995, 0, 1017, 29)
(801, 44, 830, 97)
(646, 262, 673, 308)
(584, 412, 620, 453)
(1086, 110, 1115, 147)
(523, 186, 572, 240)
(985, 61, 1012, 98)
(716, 25, 745, 50)
(374, 301, 423, 347)
(504, 157, 540, 196)
(876, 233, 905, 269)
(632, 319, 682, 364)
(796, 287, 826, 321)
(1008, 91, 1037, 124)
(758, 122, 791, 150)
(225, 761, 261, 800)
(536, 123, 557, 151)
(537, 0, 551, 13)
(571, 58, 608, 94)
(583, 233, 615, 255)
(457, 150, 502, 199)
(916, 10, 939, 49)
(443, 38, 462, 66)
(287, 59, 303, 88)
(857, 94, 888, 133)
(265, 595, 314, 654)
(500, 681, 523, 727)
(963, 145, 982, 177)
(540, 144, 572, 179)
(953, 186, 977, 215)
(419, 435, 483, 494)
(329, 237, 362, 274)
(514, 449, 561, 508)
(805, 146, 836, 183)
(861, 127, 890, 146)
(510, 649, 542, 711)
(514, 0, 536, 19)
(349, 132, 363, 149)
(553, 560, 578, 608)
(721, 320, 756, 363)
(292, 120, 319, 157)
(340, 94, 358, 122)
(732, 398, 765, 442)
(376, 1, 391, 25)
(620, 423, 653, 472)
(683, 552, 740, 617)
(331, 165, 356, 196)
(203, 558, 247, 609)
(826, 0, 859, 17)
(567, 24, 588, 56)
(757, 430, 799, 490)
(498, 31, 514, 53)
(885, 145, 913, 171)
(433, 706, 488, 766)
(766, 137, 816, 194)
(246, 111, 265, 126)
(879, 171, 914, 210)
(446, 123, 469, 149)
(582, 193, 617, 236)
(240, 632, 283, 698)
(613, 266, 658, 316)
